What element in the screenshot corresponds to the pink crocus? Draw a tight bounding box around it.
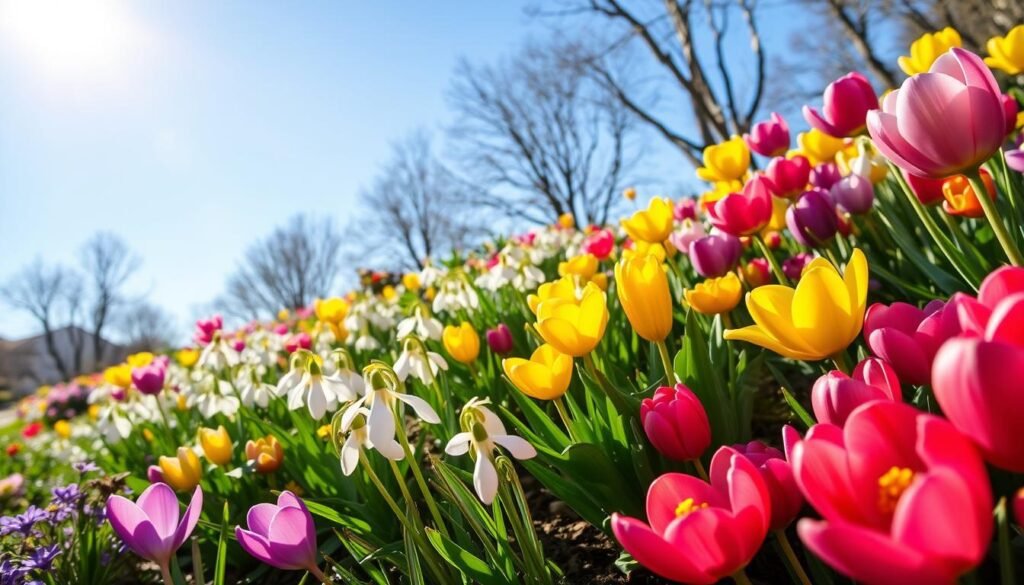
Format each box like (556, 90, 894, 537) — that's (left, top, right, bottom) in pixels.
(194, 314, 223, 346)
(811, 357, 901, 426)
(706, 175, 773, 236)
(639, 384, 711, 462)
(106, 484, 203, 577)
(744, 112, 790, 157)
(863, 298, 960, 386)
(803, 72, 878, 138)
(236, 491, 323, 576)
(764, 155, 811, 199)
(791, 401, 992, 585)
(867, 48, 1007, 178)
(731, 440, 802, 530)
(611, 447, 771, 584)
(582, 228, 615, 260)
(932, 266, 1024, 471)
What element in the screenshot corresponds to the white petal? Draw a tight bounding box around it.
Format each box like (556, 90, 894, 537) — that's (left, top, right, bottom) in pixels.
(307, 380, 328, 420)
(340, 434, 361, 476)
(445, 432, 472, 456)
(492, 435, 537, 460)
(339, 400, 365, 431)
(396, 318, 416, 339)
(480, 406, 507, 437)
(394, 392, 440, 424)
(287, 384, 306, 412)
(429, 352, 449, 371)
(473, 450, 498, 505)
(393, 353, 411, 381)
(367, 394, 399, 455)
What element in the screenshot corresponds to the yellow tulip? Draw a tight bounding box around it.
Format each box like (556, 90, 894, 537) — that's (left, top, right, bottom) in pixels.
(696, 136, 750, 183)
(277, 308, 291, 321)
(527, 276, 577, 314)
(614, 254, 672, 342)
(54, 420, 71, 440)
(986, 25, 1024, 75)
(159, 447, 203, 491)
(198, 425, 232, 466)
(126, 352, 154, 368)
(502, 344, 574, 400)
(766, 195, 790, 231)
(590, 272, 609, 291)
(88, 404, 100, 421)
(700, 179, 743, 209)
(381, 285, 397, 300)
(143, 428, 155, 442)
(622, 241, 667, 262)
(534, 281, 609, 356)
(899, 27, 962, 76)
(443, 322, 481, 364)
(557, 213, 575, 229)
(724, 249, 868, 361)
(176, 348, 199, 368)
(402, 272, 422, 291)
(790, 129, 846, 166)
(245, 435, 284, 474)
(622, 197, 674, 244)
(315, 297, 349, 324)
(558, 254, 599, 280)
(684, 273, 743, 315)
(103, 364, 132, 389)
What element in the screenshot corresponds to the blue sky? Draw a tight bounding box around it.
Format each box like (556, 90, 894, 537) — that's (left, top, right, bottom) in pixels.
(0, 1, 890, 341)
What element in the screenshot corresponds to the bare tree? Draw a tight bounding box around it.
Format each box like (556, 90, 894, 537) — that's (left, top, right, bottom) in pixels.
(351, 131, 480, 271)
(217, 214, 344, 319)
(116, 302, 179, 353)
(448, 39, 637, 226)
(80, 233, 141, 365)
(1, 261, 78, 380)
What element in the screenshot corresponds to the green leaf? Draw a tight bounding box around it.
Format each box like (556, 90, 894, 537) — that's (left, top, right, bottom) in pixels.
(214, 502, 229, 585)
(303, 497, 375, 536)
(425, 528, 513, 585)
(674, 310, 736, 446)
(996, 497, 1017, 585)
(780, 386, 815, 429)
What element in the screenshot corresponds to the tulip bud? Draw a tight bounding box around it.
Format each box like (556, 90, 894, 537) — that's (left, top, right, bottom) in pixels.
(485, 324, 514, 355)
(146, 464, 164, 484)
(744, 112, 790, 157)
(668, 218, 705, 254)
(442, 322, 481, 365)
(673, 197, 698, 221)
(582, 229, 615, 260)
(810, 162, 842, 190)
(786, 189, 838, 247)
(1014, 487, 1024, 528)
(284, 332, 312, 354)
(830, 174, 875, 214)
(742, 258, 772, 288)
(198, 425, 233, 467)
(762, 230, 782, 249)
(730, 440, 803, 530)
(131, 363, 166, 396)
(942, 170, 996, 218)
(158, 447, 203, 492)
(639, 384, 711, 462)
(689, 233, 742, 278)
(811, 358, 901, 426)
(246, 435, 284, 474)
(615, 254, 673, 342)
(764, 155, 811, 199)
(803, 72, 878, 138)
(194, 314, 223, 346)
(1001, 93, 1018, 136)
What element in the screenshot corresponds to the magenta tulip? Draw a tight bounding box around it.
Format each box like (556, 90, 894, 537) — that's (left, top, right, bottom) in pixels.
(485, 323, 514, 355)
(236, 491, 322, 574)
(764, 155, 811, 199)
(811, 358, 901, 427)
(611, 447, 771, 584)
(107, 484, 203, 574)
(688, 233, 741, 278)
(582, 229, 615, 260)
(803, 72, 878, 138)
(786, 188, 838, 247)
(782, 253, 813, 281)
(830, 174, 874, 214)
(639, 384, 711, 462)
(932, 266, 1024, 471)
(284, 332, 311, 354)
(744, 112, 790, 157)
(673, 197, 698, 221)
(792, 401, 992, 584)
(810, 162, 842, 190)
(863, 298, 961, 386)
(132, 362, 167, 396)
(194, 314, 223, 345)
(731, 440, 802, 530)
(867, 48, 1007, 178)
(705, 175, 773, 236)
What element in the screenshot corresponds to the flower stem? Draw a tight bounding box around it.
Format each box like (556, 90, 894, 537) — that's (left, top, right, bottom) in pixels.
(160, 562, 174, 585)
(655, 339, 677, 386)
(393, 411, 449, 537)
(552, 396, 579, 443)
(968, 169, 1024, 266)
(754, 235, 790, 286)
(692, 458, 710, 482)
(308, 563, 332, 584)
(731, 568, 754, 585)
(830, 351, 851, 374)
(774, 529, 812, 585)
(581, 352, 634, 415)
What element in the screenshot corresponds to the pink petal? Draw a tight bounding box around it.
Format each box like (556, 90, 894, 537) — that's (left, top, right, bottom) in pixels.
(979, 267, 1024, 307)
(267, 506, 317, 570)
(171, 486, 203, 551)
(867, 110, 937, 177)
(236, 527, 279, 567)
(791, 435, 863, 525)
(106, 495, 149, 542)
(868, 328, 931, 386)
(137, 482, 180, 539)
(985, 293, 1024, 345)
(611, 514, 711, 584)
(663, 508, 740, 580)
(645, 472, 724, 534)
(247, 504, 279, 537)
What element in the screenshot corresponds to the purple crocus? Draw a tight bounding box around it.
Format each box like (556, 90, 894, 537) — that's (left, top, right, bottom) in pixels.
(22, 544, 62, 572)
(106, 483, 202, 575)
(0, 506, 49, 536)
(235, 491, 323, 577)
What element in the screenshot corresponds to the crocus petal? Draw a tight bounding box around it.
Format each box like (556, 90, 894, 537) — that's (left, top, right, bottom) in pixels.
(266, 507, 317, 570)
(236, 527, 278, 567)
(136, 482, 180, 539)
(170, 486, 203, 552)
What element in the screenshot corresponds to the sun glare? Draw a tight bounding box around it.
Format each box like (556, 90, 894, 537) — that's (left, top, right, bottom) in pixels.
(0, 0, 141, 79)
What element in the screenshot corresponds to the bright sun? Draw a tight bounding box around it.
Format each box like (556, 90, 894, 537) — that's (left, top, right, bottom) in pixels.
(0, 0, 141, 79)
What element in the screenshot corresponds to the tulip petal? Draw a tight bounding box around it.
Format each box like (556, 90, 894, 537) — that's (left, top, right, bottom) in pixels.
(745, 285, 820, 357)
(791, 437, 863, 525)
(611, 514, 711, 584)
(723, 324, 821, 360)
(793, 263, 852, 356)
(645, 473, 725, 534)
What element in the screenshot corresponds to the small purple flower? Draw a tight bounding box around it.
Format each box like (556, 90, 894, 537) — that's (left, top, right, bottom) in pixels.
(73, 461, 100, 474)
(22, 545, 61, 572)
(0, 560, 29, 585)
(51, 484, 82, 507)
(0, 506, 49, 536)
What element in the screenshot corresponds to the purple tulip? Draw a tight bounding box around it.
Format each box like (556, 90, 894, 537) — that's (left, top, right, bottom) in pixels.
(106, 484, 202, 572)
(132, 363, 166, 396)
(829, 174, 874, 214)
(782, 253, 814, 281)
(485, 324, 514, 355)
(688, 233, 741, 278)
(810, 162, 842, 191)
(803, 72, 878, 138)
(786, 189, 838, 247)
(744, 112, 790, 157)
(236, 491, 320, 573)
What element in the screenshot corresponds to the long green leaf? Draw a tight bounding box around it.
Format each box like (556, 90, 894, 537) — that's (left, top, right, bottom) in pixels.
(425, 528, 513, 585)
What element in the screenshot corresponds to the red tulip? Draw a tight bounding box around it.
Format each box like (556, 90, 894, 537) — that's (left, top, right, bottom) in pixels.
(803, 72, 878, 138)
(582, 229, 615, 260)
(706, 175, 773, 236)
(640, 384, 711, 462)
(764, 155, 811, 199)
(1014, 488, 1024, 528)
(811, 357, 901, 426)
(791, 401, 992, 584)
(932, 266, 1024, 471)
(731, 440, 803, 530)
(903, 170, 946, 206)
(611, 447, 771, 584)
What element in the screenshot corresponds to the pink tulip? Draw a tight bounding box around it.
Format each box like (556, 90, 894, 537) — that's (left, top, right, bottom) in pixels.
(688, 233, 741, 279)
(863, 298, 960, 386)
(284, 332, 312, 354)
(194, 314, 223, 346)
(803, 72, 878, 138)
(132, 362, 167, 396)
(731, 440, 803, 530)
(639, 384, 711, 462)
(744, 112, 790, 157)
(236, 491, 321, 572)
(867, 48, 1007, 178)
(782, 253, 813, 281)
(706, 175, 774, 236)
(582, 229, 615, 260)
(1014, 488, 1024, 528)
(811, 358, 901, 426)
(791, 401, 992, 584)
(611, 447, 771, 584)
(1007, 146, 1024, 173)
(1001, 93, 1018, 136)
(764, 155, 811, 199)
(485, 323, 514, 355)
(668, 218, 705, 255)
(106, 484, 203, 571)
(743, 258, 771, 288)
(673, 197, 699, 221)
(932, 266, 1024, 471)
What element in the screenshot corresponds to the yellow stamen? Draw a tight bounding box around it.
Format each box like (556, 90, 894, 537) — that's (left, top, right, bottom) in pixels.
(877, 466, 915, 513)
(674, 498, 709, 517)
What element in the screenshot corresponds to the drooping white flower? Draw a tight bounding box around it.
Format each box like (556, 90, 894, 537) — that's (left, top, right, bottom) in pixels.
(338, 406, 373, 476)
(185, 372, 241, 418)
(396, 305, 443, 341)
(197, 335, 240, 371)
(279, 355, 357, 420)
(393, 337, 448, 384)
(340, 366, 440, 461)
(235, 365, 275, 408)
(445, 397, 536, 504)
(432, 274, 480, 314)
